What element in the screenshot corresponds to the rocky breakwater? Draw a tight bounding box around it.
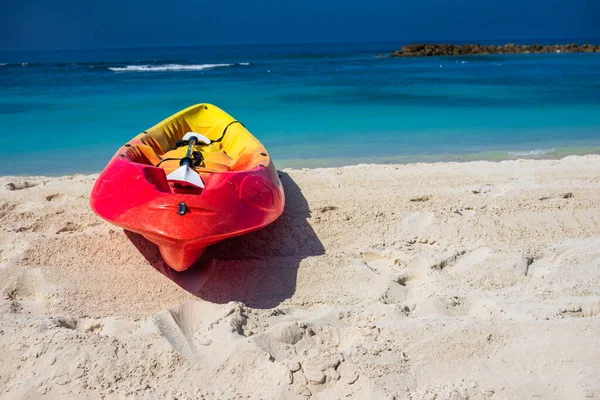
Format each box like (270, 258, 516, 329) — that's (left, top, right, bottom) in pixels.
(390, 43, 600, 57)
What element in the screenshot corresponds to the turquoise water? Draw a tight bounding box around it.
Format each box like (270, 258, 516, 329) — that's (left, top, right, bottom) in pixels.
(1, 41, 600, 175)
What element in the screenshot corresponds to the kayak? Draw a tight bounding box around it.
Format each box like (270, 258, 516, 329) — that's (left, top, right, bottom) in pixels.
(90, 104, 285, 271)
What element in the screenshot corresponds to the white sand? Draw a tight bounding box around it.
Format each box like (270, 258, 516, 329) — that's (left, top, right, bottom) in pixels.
(1, 156, 600, 399)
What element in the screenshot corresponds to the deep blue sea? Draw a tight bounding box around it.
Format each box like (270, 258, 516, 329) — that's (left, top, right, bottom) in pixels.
(1, 40, 600, 175)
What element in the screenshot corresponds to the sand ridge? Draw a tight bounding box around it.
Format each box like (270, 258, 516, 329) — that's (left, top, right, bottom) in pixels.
(1, 156, 600, 399)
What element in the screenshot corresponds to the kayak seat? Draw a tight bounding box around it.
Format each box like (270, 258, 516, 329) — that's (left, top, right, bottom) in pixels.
(125, 104, 272, 178)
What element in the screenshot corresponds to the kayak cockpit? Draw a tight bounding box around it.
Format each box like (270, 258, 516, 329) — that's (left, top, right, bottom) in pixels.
(117, 104, 271, 177)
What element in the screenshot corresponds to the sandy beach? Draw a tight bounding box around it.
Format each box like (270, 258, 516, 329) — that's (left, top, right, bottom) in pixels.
(1, 155, 600, 399)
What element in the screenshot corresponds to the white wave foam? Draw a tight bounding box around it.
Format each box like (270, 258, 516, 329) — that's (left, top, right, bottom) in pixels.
(508, 148, 555, 157)
(109, 63, 246, 72)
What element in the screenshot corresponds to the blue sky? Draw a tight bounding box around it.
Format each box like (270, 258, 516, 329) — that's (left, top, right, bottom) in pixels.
(1, 0, 598, 50)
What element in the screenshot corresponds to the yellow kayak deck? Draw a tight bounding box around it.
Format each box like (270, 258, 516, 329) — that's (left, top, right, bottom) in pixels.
(121, 104, 270, 176)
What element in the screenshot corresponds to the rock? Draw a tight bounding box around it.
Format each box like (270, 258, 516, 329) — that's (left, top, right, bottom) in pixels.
(389, 43, 600, 57)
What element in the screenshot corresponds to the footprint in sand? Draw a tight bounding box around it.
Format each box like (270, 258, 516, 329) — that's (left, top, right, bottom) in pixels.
(4, 181, 40, 191)
(359, 251, 410, 305)
(55, 222, 83, 234)
(409, 195, 431, 202)
(0, 202, 17, 220)
(402, 211, 435, 234)
(539, 192, 574, 201)
(453, 207, 477, 218)
(45, 193, 67, 202)
(38, 315, 144, 343)
(471, 184, 492, 194)
(4, 268, 58, 313)
(440, 248, 491, 273)
(407, 294, 501, 319)
(12, 219, 80, 235)
(0, 236, 29, 267)
(153, 301, 248, 363)
(429, 250, 467, 271)
(405, 296, 455, 318)
(318, 205, 338, 213)
(558, 301, 600, 318)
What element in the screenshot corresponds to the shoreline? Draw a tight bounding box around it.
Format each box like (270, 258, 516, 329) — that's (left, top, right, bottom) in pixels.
(3, 146, 599, 177)
(273, 146, 600, 170)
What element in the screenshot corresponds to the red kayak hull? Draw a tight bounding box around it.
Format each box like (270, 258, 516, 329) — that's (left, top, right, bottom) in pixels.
(90, 155, 284, 271)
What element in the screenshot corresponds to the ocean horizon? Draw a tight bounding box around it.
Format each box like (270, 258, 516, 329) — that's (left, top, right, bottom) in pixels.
(1, 39, 600, 175)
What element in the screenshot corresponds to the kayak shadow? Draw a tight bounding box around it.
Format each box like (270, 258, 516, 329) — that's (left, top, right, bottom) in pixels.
(125, 171, 324, 309)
